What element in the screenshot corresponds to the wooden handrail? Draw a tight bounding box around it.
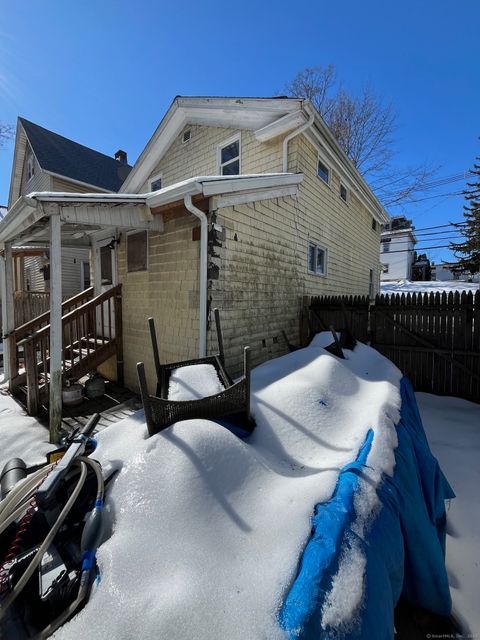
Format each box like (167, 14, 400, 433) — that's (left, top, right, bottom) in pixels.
(10, 287, 95, 341)
(20, 286, 122, 344)
(19, 284, 123, 416)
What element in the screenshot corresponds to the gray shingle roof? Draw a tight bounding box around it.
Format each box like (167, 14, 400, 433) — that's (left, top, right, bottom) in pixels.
(19, 118, 131, 192)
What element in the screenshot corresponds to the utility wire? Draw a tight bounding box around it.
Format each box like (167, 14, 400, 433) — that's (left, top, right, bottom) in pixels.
(409, 222, 467, 232)
(381, 244, 459, 254)
(401, 190, 464, 204)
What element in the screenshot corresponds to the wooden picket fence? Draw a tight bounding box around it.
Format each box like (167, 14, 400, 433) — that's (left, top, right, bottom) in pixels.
(309, 291, 480, 403)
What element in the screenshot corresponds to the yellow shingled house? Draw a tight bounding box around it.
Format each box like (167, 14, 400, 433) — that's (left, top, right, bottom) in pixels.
(0, 96, 388, 436)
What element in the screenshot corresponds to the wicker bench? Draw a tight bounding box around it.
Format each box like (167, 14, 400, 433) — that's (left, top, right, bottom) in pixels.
(136, 309, 255, 437)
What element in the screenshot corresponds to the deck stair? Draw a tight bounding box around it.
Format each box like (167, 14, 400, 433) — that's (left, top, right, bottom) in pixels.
(7, 285, 123, 415)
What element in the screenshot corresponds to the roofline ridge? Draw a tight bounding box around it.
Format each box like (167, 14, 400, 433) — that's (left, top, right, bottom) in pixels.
(18, 116, 132, 168)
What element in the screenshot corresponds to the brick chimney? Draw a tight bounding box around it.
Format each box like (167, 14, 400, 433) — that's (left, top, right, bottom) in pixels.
(115, 149, 128, 164)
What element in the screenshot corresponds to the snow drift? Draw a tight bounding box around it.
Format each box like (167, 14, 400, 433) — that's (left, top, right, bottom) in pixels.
(49, 337, 402, 640)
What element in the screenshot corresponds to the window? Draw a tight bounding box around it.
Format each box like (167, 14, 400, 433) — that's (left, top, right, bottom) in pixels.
(369, 268, 374, 298)
(182, 130, 191, 143)
(100, 245, 113, 285)
(381, 240, 390, 253)
(127, 230, 148, 273)
(308, 242, 327, 276)
(317, 159, 329, 184)
(81, 260, 91, 290)
(150, 173, 162, 191)
(372, 218, 377, 231)
(340, 183, 348, 202)
(218, 135, 240, 175)
(26, 153, 35, 182)
(383, 263, 389, 274)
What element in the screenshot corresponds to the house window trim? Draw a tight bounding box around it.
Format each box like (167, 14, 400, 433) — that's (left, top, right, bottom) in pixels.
(26, 153, 35, 183)
(217, 133, 241, 176)
(307, 241, 328, 278)
(126, 229, 149, 273)
(149, 172, 163, 192)
(339, 182, 348, 203)
(317, 155, 330, 185)
(80, 259, 91, 291)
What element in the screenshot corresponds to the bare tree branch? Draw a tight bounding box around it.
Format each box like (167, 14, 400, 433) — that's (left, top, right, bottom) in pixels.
(284, 65, 438, 208)
(0, 123, 15, 148)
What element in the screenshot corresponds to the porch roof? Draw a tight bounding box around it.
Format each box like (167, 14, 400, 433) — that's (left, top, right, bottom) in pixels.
(0, 173, 303, 245)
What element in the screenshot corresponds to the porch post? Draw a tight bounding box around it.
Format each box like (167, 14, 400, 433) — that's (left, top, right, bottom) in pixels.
(1, 242, 15, 383)
(49, 213, 63, 443)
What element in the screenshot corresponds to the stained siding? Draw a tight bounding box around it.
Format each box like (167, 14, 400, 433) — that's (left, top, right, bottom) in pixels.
(118, 218, 199, 392)
(120, 122, 382, 384)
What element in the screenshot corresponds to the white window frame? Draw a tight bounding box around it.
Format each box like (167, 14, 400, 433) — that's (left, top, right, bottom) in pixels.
(126, 229, 149, 273)
(26, 153, 35, 182)
(307, 241, 328, 277)
(317, 156, 330, 185)
(369, 268, 375, 298)
(80, 259, 91, 290)
(149, 172, 163, 192)
(339, 182, 348, 203)
(217, 133, 241, 176)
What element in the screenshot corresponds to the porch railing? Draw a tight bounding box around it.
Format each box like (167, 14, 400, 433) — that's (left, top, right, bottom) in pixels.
(18, 285, 122, 415)
(7, 287, 95, 385)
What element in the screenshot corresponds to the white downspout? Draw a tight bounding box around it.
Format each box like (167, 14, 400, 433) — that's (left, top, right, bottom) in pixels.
(282, 112, 315, 173)
(184, 194, 208, 357)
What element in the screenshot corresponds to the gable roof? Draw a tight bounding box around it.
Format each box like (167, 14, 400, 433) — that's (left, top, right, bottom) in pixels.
(119, 96, 388, 223)
(120, 96, 304, 193)
(18, 118, 132, 193)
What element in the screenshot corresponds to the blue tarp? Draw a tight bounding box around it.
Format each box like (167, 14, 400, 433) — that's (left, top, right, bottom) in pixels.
(280, 377, 455, 639)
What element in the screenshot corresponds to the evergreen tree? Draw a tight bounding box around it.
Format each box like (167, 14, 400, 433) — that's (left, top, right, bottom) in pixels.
(450, 158, 480, 276)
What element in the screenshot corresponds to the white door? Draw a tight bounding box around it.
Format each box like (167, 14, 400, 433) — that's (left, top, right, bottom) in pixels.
(92, 233, 118, 339)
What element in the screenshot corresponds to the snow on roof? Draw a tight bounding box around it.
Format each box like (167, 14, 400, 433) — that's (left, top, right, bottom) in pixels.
(381, 280, 479, 294)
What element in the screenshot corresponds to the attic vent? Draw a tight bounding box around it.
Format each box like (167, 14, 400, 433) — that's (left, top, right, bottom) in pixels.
(182, 130, 191, 143)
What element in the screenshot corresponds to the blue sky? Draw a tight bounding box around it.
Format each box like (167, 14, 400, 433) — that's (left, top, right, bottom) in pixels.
(1, 0, 478, 263)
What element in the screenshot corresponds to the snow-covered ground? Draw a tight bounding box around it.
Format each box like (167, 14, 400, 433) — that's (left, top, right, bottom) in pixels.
(0, 337, 403, 639)
(381, 280, 479, 295)
(417, 393, 480, 634)
(0, 342, 477, 638)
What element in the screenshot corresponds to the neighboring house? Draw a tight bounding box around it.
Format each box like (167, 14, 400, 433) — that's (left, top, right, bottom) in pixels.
(0, 96, 388, 434)
(432, 262, 480, 282)
(6, 117, 131, 298)
(380, 216, 416, 281)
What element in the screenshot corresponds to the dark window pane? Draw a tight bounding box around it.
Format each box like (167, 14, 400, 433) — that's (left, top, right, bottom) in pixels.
(82, 261, 91, 289)
(151, 178, 162, 191)
(371, 217, 377, 230)
(308, 244, 316, 272)
(340, 184, 347, 201)
(222, 159, 240, 176)
(316, 248, 325, 274)
(100, 245, 113, 284)
(221, 141, 239, 164)
(317, 160, 329, 183)
(127, 230, 148, 272)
